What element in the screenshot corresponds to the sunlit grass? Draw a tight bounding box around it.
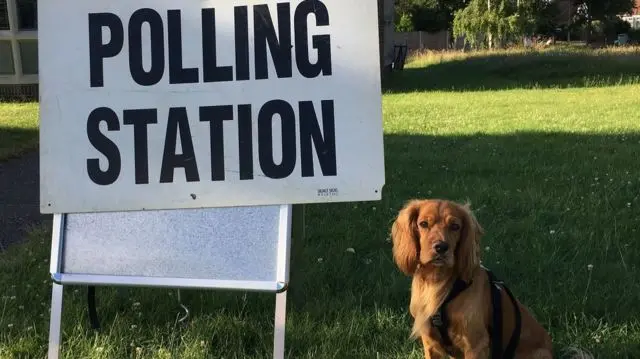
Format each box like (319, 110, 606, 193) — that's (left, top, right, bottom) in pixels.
(405, 44, 640, 68)
(384, 44, 640, 92)
(0, 102, 39, 160)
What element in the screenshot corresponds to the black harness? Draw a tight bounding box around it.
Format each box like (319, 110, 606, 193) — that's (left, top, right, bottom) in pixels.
(429, 267, 522, 358)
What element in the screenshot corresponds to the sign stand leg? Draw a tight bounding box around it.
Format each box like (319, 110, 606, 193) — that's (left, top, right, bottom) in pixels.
(273, 289, 288, 359)
(48, 283, 64, 359)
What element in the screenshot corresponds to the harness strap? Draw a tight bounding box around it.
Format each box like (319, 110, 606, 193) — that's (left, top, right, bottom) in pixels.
(430, 278, 471, 349)
(486, 269, 522, 359)
(501, 283, 522, 358)
(428, 268, 523, 359)
(487, 270, 503, 358)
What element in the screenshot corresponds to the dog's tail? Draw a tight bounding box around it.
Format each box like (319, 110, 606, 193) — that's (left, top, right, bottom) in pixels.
(560, 346, 595, 359)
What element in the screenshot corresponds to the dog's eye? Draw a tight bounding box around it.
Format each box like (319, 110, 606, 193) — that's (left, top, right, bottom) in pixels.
(418, 221, 428, 228)
(450, 223, 461, 231)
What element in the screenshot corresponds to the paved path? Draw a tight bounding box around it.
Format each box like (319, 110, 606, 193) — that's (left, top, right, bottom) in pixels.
(0, 150, 51, 251)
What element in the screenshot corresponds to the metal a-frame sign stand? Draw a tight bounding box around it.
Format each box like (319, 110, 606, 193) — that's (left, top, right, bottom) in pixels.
(46, 204, 305, 359)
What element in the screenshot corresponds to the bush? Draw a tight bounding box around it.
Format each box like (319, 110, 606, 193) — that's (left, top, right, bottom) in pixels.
(395, 12, 414, 32)
(611, 17, 632, 35)
(629, 28, 640, 43)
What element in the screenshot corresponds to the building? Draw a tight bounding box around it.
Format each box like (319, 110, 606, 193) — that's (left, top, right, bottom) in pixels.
(0, 0, 37, 99)
(631, 0, 640, 15)
(621, 0, 640, 30)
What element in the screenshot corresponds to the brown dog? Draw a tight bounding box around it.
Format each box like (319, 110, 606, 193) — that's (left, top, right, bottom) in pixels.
(391, 199, 558, 359)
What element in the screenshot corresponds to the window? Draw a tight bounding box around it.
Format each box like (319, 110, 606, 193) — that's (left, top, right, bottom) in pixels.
(16, 0, 36, 30)
(0, 0, 9, 30)
(0, 40, 14, 74)
(19, 40, 36, 74)
(0, 0, 38, 83)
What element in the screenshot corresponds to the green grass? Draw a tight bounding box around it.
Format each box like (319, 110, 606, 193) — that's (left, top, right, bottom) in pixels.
(0, 102, 39, 161)
(384, 45, 640, 92)
(2, 47, 640, 358)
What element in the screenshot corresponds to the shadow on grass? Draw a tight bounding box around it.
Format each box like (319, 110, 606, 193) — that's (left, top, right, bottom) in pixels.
(382, 51, 640, 93)
(0, 126, 45, 250)
(1, 132, 640, 358)
(0, 126, 39, 161)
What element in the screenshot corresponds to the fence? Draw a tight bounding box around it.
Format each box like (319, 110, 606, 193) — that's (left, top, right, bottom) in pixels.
(394, 30, 451, 52)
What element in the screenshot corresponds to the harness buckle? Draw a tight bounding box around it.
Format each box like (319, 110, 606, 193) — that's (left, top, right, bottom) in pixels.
(430, 312, 443, 327)
(492, 279, 504, 289)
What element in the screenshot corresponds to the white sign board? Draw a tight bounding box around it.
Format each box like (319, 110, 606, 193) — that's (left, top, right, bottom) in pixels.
(38, 0, 385, 214)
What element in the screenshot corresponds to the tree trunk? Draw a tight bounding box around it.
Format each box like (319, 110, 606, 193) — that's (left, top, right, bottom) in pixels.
(487, 0, 493, 49)
(567, 0, 572, 42)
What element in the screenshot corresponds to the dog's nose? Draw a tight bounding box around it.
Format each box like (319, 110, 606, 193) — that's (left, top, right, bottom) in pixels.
(433, 241, 449, 254)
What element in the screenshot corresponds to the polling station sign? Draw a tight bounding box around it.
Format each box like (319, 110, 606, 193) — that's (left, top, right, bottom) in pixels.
(38, 0, 385, 214)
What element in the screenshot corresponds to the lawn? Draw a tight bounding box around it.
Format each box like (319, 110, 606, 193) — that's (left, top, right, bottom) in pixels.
(0, 103, 39, 161)
(2, 46, 640, 358)
(385, 44, 640, 92)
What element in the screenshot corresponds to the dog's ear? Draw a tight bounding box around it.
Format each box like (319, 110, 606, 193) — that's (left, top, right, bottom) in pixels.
(391, 200, 422, 276)
(455, 202, 484, 282)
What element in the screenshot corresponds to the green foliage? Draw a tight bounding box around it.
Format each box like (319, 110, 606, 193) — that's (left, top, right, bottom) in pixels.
(453, 0, 561, 49)
(452, 0, 517, 49)
(591, 20, 606, 35)
(628, 28, 640, 42)
(573, 0, 635, 43)
(599, 17, 633, 44)
(395, 0, 467, 33)
(576, 0, 635, 22)
(612, 17, 632, 35)
(452, 0, 488, 49)
(396, 0, 561, 38)
(395, 12, 414, 32)
(533, 0, 561, 36)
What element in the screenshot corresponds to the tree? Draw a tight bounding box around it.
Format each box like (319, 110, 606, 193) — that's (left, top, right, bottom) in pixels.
(573, 0, 635, 42)
(532, 0, 560, 36)
(576, 0, 635, 22)
(452, 0, 521, 49)
(394, 0, 467, 32)
(452, 0, 561, 49)
(396, 12, 414, 32)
